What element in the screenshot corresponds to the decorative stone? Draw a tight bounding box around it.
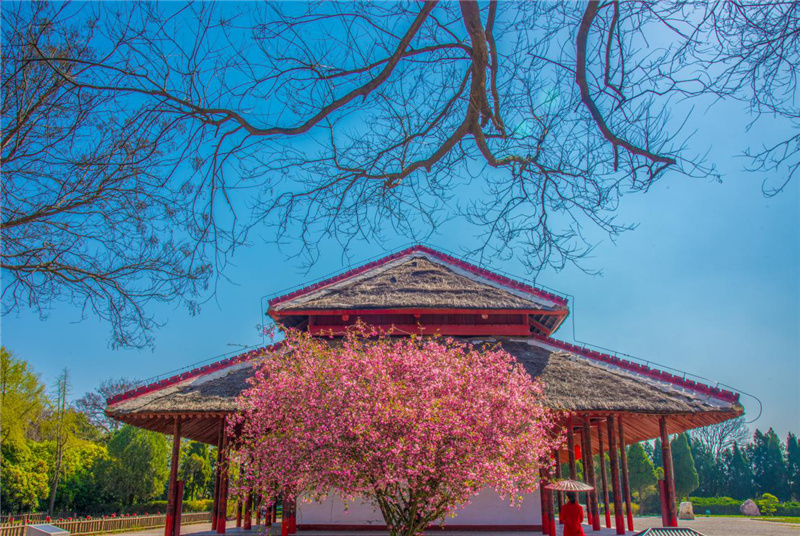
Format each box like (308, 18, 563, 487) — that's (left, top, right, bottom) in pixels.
(740, 499, 760, 516)
(678, 501, 695, 520)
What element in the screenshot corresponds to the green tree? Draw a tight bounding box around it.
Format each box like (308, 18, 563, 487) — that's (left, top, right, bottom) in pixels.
(50, 442, 109, 513)
(749, 428, 790, 501)
(180, 442, 213, 500)
(670, 433, 698, 500)
(786, 433, 800, 501)
(642, 441, 655, 462)
(757, 493, 779, 516)
(98, 425, 169, 505)
(690, 439, 726, 497)
(0, 444, 50, 513)
(627, 443, 657, 506)
(0, 348, 46, 448)
(47, 368, 72, 515)
(726, 442, 755, 500)
(653, 438, 663, 469)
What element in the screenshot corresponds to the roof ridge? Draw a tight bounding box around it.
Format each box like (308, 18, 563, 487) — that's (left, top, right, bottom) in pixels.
(531, 335, 740, 404)
(267, 244, 568, 308)
(106, 343, 280, 407)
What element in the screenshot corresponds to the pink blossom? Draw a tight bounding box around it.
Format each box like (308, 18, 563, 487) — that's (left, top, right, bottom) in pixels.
(230, 325, 563, 536)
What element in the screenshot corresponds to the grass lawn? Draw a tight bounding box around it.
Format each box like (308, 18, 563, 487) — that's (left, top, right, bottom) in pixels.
(755, 517, 800, 524)
(692, 514, 800, 524)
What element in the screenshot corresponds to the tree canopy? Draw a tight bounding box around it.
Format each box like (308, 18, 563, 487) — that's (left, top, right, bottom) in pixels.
(726, 442, 755, 501)
(2, 1, 798, 346)
(627, 443, 657, 502)
(750, 428, 790, 501)
(670, 433, 698, 501)
(787, 433, 800, 502)
(0, 347, 46, 448)
(231, 326, 562, 536)
(97, 425, 169, 507)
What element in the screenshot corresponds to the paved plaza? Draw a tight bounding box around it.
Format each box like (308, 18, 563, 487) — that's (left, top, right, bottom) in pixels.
(119, 516, 800, 536)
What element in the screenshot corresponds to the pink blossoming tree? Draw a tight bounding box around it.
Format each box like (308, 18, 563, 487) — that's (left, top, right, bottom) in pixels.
(230, 327, 563, 536)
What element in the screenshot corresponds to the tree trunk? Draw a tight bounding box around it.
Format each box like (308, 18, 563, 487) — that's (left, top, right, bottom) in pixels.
(47, 467, 61, 516)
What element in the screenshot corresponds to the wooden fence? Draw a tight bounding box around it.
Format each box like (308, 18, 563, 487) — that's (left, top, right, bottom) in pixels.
(0, 512, 211, 536)
(0, 516, 49, 526)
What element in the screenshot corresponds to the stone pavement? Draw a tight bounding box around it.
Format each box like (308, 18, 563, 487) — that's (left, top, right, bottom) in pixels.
(632, 516, 799, 535)
(116, 517, 800, 536)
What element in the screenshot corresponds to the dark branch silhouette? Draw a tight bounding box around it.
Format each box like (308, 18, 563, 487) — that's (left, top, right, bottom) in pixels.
(2, 1, 795, 345)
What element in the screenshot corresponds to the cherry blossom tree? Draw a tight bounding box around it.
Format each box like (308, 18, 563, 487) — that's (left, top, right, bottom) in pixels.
(230, 326, 563, 536)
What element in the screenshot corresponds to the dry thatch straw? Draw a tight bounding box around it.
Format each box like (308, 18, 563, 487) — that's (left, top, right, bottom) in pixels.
(107, 338, 740, 428)
(273, 257, 555, 311)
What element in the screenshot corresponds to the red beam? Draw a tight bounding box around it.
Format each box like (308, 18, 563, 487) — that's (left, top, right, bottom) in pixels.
(528, 318, 554, 336)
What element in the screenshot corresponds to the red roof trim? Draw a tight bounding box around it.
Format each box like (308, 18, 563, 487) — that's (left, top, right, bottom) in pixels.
(531, 335, 740, 404)
(268, 245, 568, 308)
(106, 344, 280, 407)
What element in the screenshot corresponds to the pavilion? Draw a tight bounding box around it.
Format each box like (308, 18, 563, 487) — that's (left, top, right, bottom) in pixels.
(105, 245, 743, 536)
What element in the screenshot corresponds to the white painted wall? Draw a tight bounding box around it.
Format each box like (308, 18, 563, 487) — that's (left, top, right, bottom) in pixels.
(297, 488, 542, 527)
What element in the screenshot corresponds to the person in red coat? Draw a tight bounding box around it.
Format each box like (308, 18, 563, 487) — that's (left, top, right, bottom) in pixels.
(559, 493, 586, 536)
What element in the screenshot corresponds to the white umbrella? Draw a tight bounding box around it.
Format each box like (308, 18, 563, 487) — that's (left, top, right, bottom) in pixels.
(544, 479, 594, 492)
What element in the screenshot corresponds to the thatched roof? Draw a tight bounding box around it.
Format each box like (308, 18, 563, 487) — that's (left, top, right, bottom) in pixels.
(269, 246, 566, 313)
(107, 337, 742, 445)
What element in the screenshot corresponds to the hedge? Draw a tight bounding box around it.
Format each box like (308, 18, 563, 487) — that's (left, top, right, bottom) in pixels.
(776, 501, 800, 517)
(47, 499, 214, 517)
(689, 497, 800, 516)
(689, 497, 741, 516)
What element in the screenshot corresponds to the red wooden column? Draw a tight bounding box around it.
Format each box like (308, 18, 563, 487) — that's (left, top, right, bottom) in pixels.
(280, 499, 289, 536)
(618, 416, 634, 532)
(577, 426, 591, 527)
(539, 469, 549, 535)
(255, 497, 261, 527)
(606, 417, 625, 535)
(174, 481, 185, 536)
(597, 423, 611, 529)
(165, 418, 182, 536)
(236, 501, 243, 528)
(660, 416, 678, 527)
(566, 418, 578, 480)
(289, 500, 297, 534)
(212, 423, 224, 531)
(582, 418, 601, 531)
(548, 488, 557, 536)
(553, 450, 564, 516)
(217, 422, 229, 535)
(244, 493, 253, 530)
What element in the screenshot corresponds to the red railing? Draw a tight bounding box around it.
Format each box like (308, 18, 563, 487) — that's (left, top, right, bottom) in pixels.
(0, 512, 211, 536)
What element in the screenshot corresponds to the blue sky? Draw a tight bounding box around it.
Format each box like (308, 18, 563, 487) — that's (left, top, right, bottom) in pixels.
(2, 4, 798, 440)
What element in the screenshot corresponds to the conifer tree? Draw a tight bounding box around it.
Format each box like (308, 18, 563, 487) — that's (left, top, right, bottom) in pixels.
(691, 438, 726, 497)
(627, 443, 657, 504)
(727, 442, 755, 500)
(653, 438, 663, 469)
(750, 429, 790, 501)
(787, 433, 800, 501)
(671, 433, 699, 501)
